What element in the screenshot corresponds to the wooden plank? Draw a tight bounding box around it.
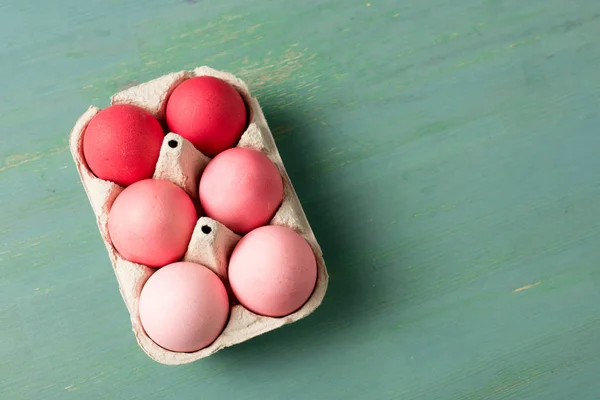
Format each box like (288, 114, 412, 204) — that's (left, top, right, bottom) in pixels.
(1, 0, 600, 398)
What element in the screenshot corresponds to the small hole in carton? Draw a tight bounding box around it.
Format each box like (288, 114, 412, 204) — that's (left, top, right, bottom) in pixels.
(168, 140, 178, 148)
(201, 225, 212, 234)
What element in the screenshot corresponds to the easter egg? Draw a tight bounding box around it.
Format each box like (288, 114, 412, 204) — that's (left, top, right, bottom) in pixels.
(199, 148, 283, 234)
(108, 179, 197, 267)
(228, 225, 317, 317)
(83, 104, 164, 186)
(139, 262, 229, 352)
(165, 76, 247, 157)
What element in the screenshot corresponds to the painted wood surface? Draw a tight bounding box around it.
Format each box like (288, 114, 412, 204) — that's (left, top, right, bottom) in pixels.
(1, 0, 600, 398)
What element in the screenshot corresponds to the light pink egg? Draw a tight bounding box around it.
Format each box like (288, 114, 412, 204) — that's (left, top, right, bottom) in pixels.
(228, 225, 317, 317)
(139, 262, 229, 352)
(199, 147, 283, 234)
(108, 179, 197, 268)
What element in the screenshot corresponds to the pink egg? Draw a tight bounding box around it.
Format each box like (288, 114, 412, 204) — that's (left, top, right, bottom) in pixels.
(199, 148, 283, 234)
(108, 179, 197, 268)
(139, 262, 229, 352)
(165, 76, 247, 157)
(83, 104, 164, 187)
(228, 225, 317, 317)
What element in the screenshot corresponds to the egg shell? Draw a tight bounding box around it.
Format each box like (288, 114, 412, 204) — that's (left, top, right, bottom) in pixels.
(108, 179, 197, 268)
(82, 104, 164, 186)
(139, 262, 230, 353)
(69, 66, 328, 365)
(229, 225, 317, 317)
(200, 147, 284, 234)
(166, 76, 247, 157)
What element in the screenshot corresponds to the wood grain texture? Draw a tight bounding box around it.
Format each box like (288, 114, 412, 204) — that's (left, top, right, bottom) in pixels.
(1, 0, 600, 398)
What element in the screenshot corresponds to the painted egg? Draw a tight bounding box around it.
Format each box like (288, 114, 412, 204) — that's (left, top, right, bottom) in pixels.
(83, 104, 164, 186)
(228, 225, 317, 317)
(108, 179, 197, 267)
(199, 147, 283, 233)
(165, 76, 247, 157)
(139, 262, 229, 352)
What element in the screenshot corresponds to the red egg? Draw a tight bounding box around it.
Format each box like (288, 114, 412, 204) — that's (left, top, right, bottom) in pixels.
(199, 148, 284, 234)
(228, 225, 317, 317)
(139, 262, 230, 352)
(165, 76, 247, 157)
(108, 179, 197, 268)
(83, 104, 164, 186)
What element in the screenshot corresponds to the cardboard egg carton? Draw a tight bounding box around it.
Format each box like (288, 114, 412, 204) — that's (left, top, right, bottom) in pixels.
(69, 66, 328, 365)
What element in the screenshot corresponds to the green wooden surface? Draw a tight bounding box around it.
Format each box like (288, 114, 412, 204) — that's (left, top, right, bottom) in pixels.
(2, 0, 600, 398)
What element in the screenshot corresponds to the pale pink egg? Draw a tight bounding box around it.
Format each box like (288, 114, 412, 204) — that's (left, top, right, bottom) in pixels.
(108, 179, 197, 268)
(228, 225, 317, 317)
(199, 147, 283, 234)
(139, 262, 230, 352)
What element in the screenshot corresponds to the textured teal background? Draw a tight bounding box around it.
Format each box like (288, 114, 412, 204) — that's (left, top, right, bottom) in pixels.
(1, 0, 600, 398)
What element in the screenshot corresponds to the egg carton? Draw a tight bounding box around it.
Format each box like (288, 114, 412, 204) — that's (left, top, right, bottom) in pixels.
(69, 66, 328, 365)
